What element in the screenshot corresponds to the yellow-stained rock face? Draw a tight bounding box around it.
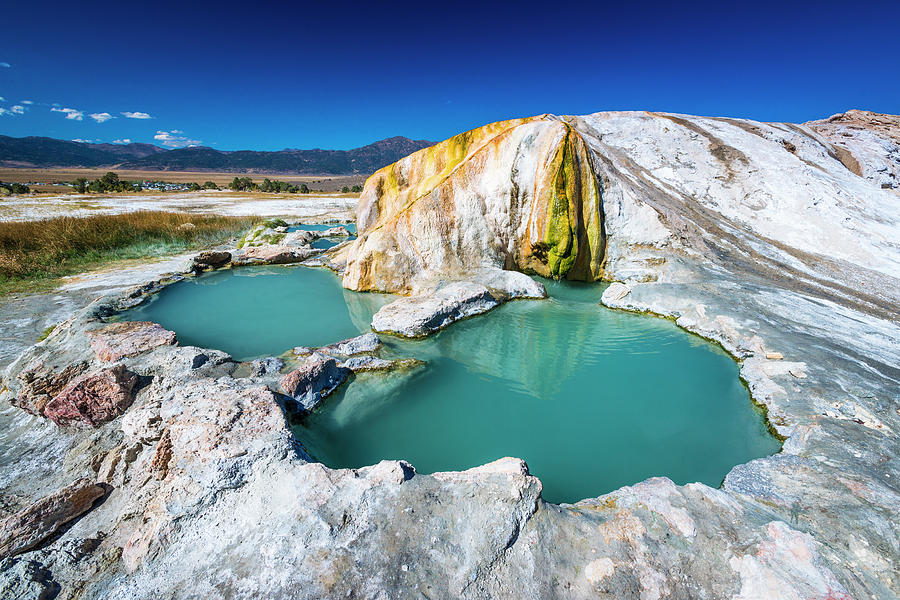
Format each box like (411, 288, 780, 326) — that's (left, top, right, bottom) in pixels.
(341, 116, 605, 294)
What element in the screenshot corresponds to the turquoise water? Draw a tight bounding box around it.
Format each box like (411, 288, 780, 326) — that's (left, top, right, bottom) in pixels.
(121, 267, 779, 502)
(311, 237, 344, 249)
(120, 266, 384, 360)
(288, 222, 357, 233)
(295, 280, 780, 503)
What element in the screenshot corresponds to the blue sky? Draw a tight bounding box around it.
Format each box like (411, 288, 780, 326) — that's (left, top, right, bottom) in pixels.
(1, 0, 897, 150)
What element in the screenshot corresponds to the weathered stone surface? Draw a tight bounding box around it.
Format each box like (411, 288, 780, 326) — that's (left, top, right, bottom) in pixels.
(43, 364, 137, 427)
(339, 117, 605, 294)
(321, 225, 352, 237)
(371, 281, 499, 337)
(279, 354, 350, 411)
(236, 244, 316, 265)
(0, 478, 104, 558)
(807, 109, 900, 189)
(192, 250, 231, 269)
(283, 230, 316, 246)
(87, 321, 176, 362)
(318, 332, 381, 356)
(0, 556, 59, 599)
(341, 355, 423, 373)
(12, 360, 88, 416)
(249, 356, 284, 376)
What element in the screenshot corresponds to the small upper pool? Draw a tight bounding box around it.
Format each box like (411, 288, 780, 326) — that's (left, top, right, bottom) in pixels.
(120, 266, 385, 360)
(119, 267, 780, 502)
(288, 222, 357, 234)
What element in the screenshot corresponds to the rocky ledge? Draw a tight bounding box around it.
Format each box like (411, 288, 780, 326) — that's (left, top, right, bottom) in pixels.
(0, 110, 898, 599)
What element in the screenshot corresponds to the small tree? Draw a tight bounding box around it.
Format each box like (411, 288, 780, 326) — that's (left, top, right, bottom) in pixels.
(351, 185, 362, 193)
(341, 186, 350, 193)
(299, 183, 309, 194)
(72, 178, 88, 193)
(99, 172, 119, 191)
(189, 182, 202, 191)
(202, 181, 218, 190)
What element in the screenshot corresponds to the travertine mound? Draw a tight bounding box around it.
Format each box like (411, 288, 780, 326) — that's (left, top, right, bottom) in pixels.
(341, 117, 605, 294)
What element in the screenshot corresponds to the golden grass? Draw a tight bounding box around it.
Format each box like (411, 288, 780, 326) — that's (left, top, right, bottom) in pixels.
(0, 211, 255, 295)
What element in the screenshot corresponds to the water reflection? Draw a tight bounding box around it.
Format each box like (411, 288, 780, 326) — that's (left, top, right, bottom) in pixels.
(299, 279, 781, 503)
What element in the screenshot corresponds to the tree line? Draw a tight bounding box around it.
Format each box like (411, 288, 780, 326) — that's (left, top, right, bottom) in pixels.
(70, 172, 221, 193)
(58, 172, 364, 195)
(0, 182, 30, 195)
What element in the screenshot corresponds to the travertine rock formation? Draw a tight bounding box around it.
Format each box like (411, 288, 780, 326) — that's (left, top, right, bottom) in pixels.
(341, 117, 605, 293)
(0, 109, 897, 599)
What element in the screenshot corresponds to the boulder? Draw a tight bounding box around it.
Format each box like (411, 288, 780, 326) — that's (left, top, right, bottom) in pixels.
(283, 230, 316, 246)
(192, 250, 231, 269)
(318, 332, 381, 357)
(12, 360, 89, 416)
(602, 282, 631, 303)
(237, 245, 316, 265)
(88, 321, 176, 362)
(279, 354, 350, 411)
(0, 478, 105, 558)
(249, 357, 285, 376)
(341, 355, 423, 373)
(321, 226, 353, 237)
(371, 282, 499, 337)
(43, 364, 138, 427)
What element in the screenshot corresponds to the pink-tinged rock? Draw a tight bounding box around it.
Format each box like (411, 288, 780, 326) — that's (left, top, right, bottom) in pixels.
(0, 478, 105, 558)
(43, 364, 138, 427)
(12, 360, 89, 416)
(88, 321, 176, 362)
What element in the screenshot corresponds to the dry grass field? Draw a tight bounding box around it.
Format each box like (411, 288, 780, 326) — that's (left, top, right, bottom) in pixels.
(0, 211, 255, 295)
(0, 168, 368, 192)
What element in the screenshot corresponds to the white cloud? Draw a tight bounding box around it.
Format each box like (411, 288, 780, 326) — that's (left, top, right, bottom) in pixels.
(112, 138, 132, 144)
(71, 138, 101, 143)
(0, 97, 6, 102)
(21, 100, 33, 105)
(51, 107, 84, 121)
(154, 130, 202, 148)
(0, 108, 9, 116)
(11, 105, 25, 115)
(89, 112, 114, 123)
(122, 111, 152, 119)
(0, 62, 10, 68)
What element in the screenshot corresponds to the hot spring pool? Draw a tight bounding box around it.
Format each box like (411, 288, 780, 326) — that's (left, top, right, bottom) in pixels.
(287, 222, 357, 234)
(121, 266, 780, 502)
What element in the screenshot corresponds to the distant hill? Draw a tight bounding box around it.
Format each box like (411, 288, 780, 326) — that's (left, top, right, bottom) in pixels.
(0, 135, 434, 175)
(0, 136, 165, 168)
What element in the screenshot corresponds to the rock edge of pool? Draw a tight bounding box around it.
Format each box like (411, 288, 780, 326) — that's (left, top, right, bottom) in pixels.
(1, 108, 898, 599)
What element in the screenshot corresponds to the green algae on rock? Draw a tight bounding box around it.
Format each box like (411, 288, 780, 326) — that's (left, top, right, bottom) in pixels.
(339, 117, 607, 295)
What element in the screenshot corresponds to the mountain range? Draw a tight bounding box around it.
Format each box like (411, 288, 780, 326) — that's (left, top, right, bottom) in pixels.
(0, 135, 434, 175)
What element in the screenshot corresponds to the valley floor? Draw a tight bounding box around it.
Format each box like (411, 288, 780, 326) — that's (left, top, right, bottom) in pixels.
(0, 190, 357, 222)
